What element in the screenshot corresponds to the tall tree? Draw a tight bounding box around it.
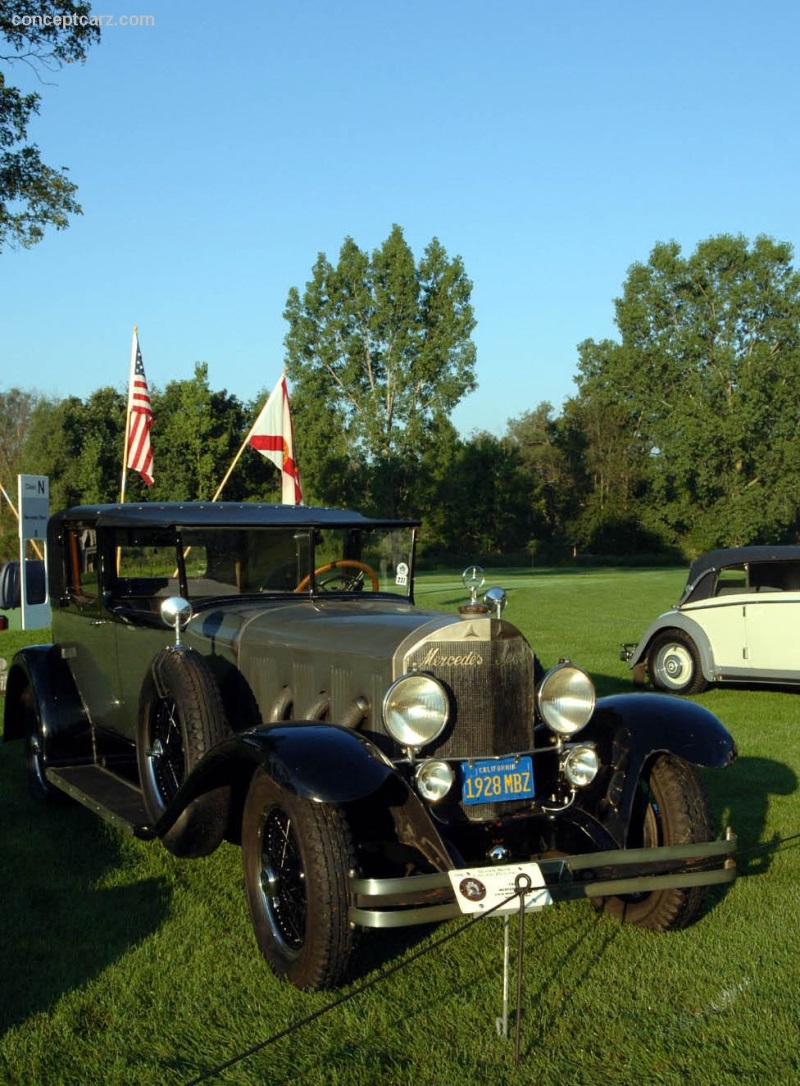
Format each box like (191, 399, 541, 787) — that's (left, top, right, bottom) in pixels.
(446, 431, 534, 558)
(0, 387, 40, 558)
(1, 2, 100, 250)
(505, 402, 584, 555)
(284, 225, 477, 516)
(22, 388, 126, 511)
(149, 364, 257, 503)
(576, 234, 800, 551)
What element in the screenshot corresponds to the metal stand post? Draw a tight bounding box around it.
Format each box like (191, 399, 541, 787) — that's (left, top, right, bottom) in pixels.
(495, 915, 511, 1037)
(495, 872, 532, 1065)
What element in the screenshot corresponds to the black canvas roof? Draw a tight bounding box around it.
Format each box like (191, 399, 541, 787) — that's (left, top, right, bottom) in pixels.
(50, 502, 420, 531)
(680, 545, 800, 604)
(686, 546, 800, 582)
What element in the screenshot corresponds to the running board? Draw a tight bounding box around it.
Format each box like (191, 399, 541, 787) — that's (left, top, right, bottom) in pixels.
(46, 764, 156, 838)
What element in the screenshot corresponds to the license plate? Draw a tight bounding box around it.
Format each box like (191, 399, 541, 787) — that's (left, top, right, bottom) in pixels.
(461, 756, 534, 805)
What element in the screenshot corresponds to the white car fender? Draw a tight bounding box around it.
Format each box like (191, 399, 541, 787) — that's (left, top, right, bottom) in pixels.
(628, 611, 716, 681)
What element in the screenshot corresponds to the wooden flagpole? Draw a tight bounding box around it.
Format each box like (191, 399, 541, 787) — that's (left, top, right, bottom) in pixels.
(210, 410, 263, 502)
(208, 370, 286, 502)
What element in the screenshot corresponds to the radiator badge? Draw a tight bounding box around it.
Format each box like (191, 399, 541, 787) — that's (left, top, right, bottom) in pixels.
(420, 647, 484, 667)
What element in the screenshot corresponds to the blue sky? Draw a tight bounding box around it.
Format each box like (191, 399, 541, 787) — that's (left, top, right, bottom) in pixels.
(2, 0, 799, 438)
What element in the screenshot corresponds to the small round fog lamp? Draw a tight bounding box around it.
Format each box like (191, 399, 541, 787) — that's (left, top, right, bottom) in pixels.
(561, 745, 600, 787)
(415, 760, 455, 802)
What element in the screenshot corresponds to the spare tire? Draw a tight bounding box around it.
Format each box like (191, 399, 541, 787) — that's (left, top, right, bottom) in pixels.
(0, 560, 46, 609)
(137, 647, 230, 858)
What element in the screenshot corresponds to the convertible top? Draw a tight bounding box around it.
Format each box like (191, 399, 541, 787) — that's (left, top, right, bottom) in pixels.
(681, 545, 800, 604)
(50, 502, 420, 532)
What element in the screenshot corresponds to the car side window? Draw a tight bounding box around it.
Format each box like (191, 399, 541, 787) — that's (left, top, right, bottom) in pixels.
(181, 529, 307, 596)
(107, 530, 180, 610)
(713, 566, 747, 596)
(64, 527, 100, 606)
(749, 563, 784, 593)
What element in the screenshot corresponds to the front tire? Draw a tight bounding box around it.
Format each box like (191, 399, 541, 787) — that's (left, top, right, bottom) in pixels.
(242, 767, 356, 990)
(596, 753, 713, 930)
(648, 630, 707, 694)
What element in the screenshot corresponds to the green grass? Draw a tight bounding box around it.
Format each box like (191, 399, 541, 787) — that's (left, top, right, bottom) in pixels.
(2, 568, 799, 1084)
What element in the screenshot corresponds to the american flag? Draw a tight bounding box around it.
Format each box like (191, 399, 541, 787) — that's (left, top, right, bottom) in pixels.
(126, 330, 154, 486)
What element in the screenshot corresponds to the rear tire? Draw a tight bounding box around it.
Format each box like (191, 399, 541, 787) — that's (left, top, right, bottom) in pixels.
(648, 630, 707, 694)
(596, 753, 712, 930)
(242, 767, 356, 990)
(21, 686, 69, 805)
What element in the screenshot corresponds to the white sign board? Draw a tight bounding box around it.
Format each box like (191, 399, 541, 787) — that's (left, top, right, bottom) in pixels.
(19, 475, 50, 539)
(17, 474, 51, 630)
(447, 862, 553, 915)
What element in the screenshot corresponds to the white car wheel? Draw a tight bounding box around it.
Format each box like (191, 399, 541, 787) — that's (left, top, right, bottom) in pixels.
(648, 631, 707, 695)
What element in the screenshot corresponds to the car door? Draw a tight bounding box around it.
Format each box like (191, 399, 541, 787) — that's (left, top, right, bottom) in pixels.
(742, 562, 800, 677)
(104, 529, 182, 743)
(54, 525, 128, 730)
(687, 598, 747, 673)
(681, 565, 748, 674)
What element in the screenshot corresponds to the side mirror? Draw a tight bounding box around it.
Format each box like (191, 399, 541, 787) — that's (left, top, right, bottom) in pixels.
(160, 596, 193, 646)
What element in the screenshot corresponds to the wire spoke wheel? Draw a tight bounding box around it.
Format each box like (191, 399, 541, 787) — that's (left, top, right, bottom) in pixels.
(22, 686, 69, 805)
(136, 648, 230, 857)
(260, 807, 307, 955)
(147, 697, 185, 804)
(242, 767, 356, 990)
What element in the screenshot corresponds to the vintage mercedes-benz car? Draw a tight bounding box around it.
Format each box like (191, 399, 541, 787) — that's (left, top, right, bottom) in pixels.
(622, 545, 800, 694)
(4, 503, 737, 990)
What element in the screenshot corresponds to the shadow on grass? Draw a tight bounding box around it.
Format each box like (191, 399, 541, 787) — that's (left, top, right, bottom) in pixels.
(0, 746, 171, 1035)
(705, 754, 797, 876)
(260, 910, 620, 1084)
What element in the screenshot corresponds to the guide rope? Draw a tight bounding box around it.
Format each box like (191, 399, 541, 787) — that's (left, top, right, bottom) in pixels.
(184, 830, 799, 1084)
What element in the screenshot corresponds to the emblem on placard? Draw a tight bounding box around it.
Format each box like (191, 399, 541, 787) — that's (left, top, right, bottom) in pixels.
(458, 877, 487, 902)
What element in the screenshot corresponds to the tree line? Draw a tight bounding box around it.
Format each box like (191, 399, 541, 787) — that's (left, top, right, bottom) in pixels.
(3, 229, 800, 566)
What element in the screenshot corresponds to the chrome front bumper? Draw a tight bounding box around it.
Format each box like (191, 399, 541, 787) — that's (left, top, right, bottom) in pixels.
(349, 831, 737, 929)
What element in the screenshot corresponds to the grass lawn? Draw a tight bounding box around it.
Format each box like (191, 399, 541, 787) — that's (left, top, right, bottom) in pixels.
(1, 567, 799, 1084)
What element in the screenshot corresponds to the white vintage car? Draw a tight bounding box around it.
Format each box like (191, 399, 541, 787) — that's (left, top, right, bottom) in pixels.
(624, 546, 800, 694)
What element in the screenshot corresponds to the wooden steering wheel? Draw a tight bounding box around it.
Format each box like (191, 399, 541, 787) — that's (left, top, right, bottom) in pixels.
(295, 559, 380, 593)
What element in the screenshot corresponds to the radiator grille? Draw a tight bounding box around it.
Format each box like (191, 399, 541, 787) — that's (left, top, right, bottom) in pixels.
(404, 635, 534, 758)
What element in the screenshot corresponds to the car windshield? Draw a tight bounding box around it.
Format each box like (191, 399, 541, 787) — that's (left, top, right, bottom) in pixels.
(309, 526, 414, 597)
(108, 524, 414, 603)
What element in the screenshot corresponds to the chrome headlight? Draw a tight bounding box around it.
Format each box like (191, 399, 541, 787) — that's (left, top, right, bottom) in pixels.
(561, 744, 600, 787)
(415, 759, 455, 802)
(537, 662, 596, 737)
(382, 673, 449, 751)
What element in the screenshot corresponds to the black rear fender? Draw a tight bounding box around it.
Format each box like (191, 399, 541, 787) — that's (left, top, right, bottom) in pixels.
(3, 645, 88, 746)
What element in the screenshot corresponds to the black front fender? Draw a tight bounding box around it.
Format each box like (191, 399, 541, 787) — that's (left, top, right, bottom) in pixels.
(158, 721, 456, 870)
(171, 721, 396, 811)
(586, 692, 736, 769)
(576, 692, 736, 846)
